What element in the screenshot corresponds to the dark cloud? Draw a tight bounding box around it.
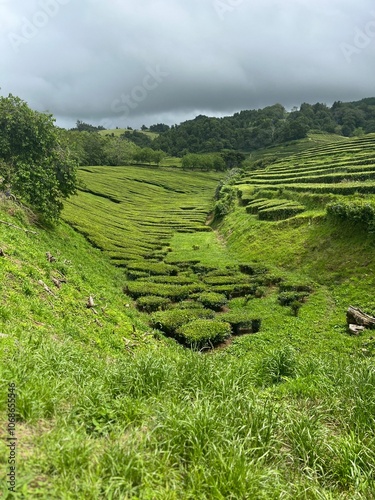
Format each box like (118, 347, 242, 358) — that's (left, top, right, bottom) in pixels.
(1, 0, 375, 129)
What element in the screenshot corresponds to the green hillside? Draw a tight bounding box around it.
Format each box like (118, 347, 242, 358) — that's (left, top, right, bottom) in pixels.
(99, 129, 159, 140)
(2, 135, 375, 497)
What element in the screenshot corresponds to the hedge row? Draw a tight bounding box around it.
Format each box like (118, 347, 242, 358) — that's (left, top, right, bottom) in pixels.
(136, 296, 171, 313)
(125, 282, 205, 300)
(176, 320, 232, 349)
(326, 199, 375, 230)
(127, 261, 179, 276)
(258, 205, 305, 221)
(150, 308, 215, 335)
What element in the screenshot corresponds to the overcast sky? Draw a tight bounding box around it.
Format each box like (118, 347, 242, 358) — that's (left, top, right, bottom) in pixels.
(1, 0, 375, 129)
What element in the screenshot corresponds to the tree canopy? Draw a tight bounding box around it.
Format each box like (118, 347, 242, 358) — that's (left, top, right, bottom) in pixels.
(0, 94, 77, 223)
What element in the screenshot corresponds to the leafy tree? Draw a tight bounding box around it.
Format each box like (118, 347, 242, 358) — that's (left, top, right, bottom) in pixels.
(72, 120, 105, 132)
(221, 151, 245, 169)
(123, 130, 153, 148)
(103, 137, 138, 166)
(149, 123, 170, 133)
(0, 94, 77, 223)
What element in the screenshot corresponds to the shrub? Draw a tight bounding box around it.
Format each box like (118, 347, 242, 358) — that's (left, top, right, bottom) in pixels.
(220, 312, 262, 334)
(150, 308, 214, 335)
(125, 282, 204, 301)
(139, 275, 198, 285)
(126, 270, 150, 281)
(166, 259, 201, 269)
(203, 274, 251, 286)
(192, 264, 218, 275)
(197, 292, 228, 311)
(291, 300, 303, 317)
(127, 261, 179, 276)
(327, 199, 375, 231)
(176, 319, 232, 349)
(239, 263, 268, 275)
(278, 291, 308, 307)
(279, 283, 314, 293)
(136, 296, 171, 313)
(258, 205, 305, 221)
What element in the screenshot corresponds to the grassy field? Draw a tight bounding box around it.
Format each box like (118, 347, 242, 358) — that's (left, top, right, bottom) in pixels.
(99, 129, 159, 140)
(1, 135, 375, 498)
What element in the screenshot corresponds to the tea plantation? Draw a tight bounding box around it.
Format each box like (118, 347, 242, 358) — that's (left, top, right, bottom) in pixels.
(2, 136, 375, 498)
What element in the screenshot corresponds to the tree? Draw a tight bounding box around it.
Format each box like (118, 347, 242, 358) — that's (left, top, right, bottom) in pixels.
(149, 123, 170, 133)
(220, 151, 245, 169)
(73, 120, 105, 132)
(0, 94, 77, 223)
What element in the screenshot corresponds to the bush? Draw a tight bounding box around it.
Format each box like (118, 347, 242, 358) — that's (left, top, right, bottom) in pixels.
(220, 312, 262, 334)
(291, 300, 303, 317)
(258, 205, 305, 221)
(239, 263, 268, 275)
(139, 275, 197, 285)
(203, 274, 251, 286)
(150, 308, 214, 335)
(279, 283, 314, 293)
(125, 282, 204, 301)
(127, 261, 179, 276)
(278, 291, 308, 306)
(176, 320, 232, 349)
(136, 296, 171, 313)
(327, 199, 375, 231)
(197, 292, 228, 311)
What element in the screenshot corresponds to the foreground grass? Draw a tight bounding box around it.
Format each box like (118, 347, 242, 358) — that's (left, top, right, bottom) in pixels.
(2, 325, 375, 498)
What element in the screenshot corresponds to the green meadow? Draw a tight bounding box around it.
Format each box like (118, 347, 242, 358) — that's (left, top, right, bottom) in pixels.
(1, 135, 375, 498)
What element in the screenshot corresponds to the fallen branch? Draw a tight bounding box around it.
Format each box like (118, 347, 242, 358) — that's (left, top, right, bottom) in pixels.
(38, 280, 56, 297)
(0, 219, 36, 235)
(347, 306, 375, 329)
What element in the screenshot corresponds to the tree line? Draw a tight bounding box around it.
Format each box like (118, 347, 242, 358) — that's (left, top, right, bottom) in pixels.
(151, 98, 375, 156)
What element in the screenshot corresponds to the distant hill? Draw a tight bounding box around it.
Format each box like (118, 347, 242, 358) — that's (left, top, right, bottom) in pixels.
(152, 98, 375, 156)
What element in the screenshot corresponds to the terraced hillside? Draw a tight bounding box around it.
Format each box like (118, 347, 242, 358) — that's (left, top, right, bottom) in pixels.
(63, 166, 220, 266)
(238, 134, 375, 221)
(63, 166, 286, 350)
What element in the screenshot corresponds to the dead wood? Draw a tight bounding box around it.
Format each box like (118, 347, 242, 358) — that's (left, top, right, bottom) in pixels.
(38, 280, 56, 297)
(347, 306, 375, 329)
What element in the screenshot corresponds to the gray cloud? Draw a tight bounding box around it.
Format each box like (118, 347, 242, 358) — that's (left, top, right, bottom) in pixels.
(1, 0, 375, 129)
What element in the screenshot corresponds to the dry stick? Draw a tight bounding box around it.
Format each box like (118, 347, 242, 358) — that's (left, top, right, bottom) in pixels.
(38, 280, 56, 297)
(0, 219, 37, 235)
